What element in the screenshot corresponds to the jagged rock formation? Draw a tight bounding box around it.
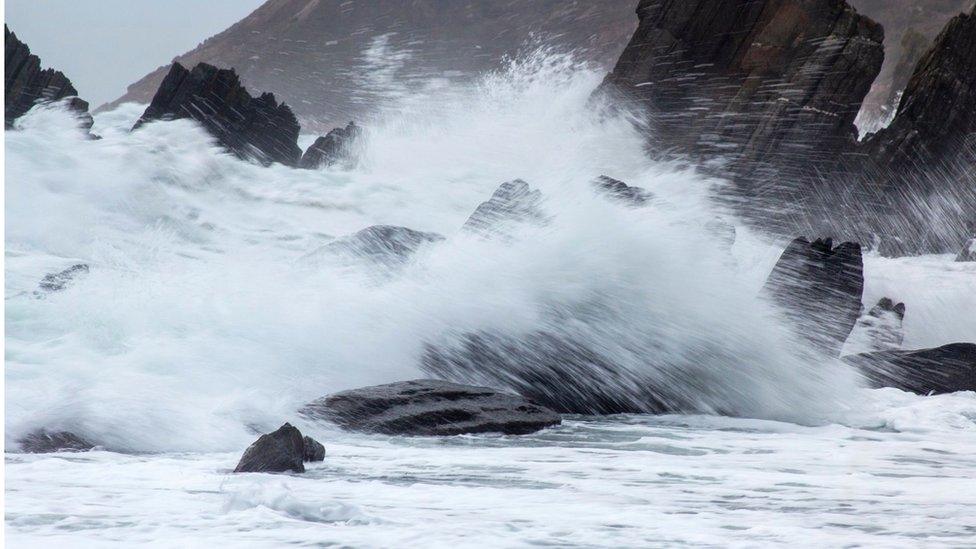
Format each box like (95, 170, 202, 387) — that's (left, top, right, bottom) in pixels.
(592, 175, 652, 206)
(602, 0, 884, 181)
(133, 62, 302, 167)
(845, 343, 976, 394)
(461, 180, 546, 238)
(863, 7, 976, 173)
(5, 25, 91, 129)
(36, 264, 89, 294)
(102, 0, 639, 131)
(762, 237, 864, 357)
(304, 225, 444, 269)
(845, 297, 906, 353)
(16, 430, 95, 453)
(300, 379, 561, 436)
(300, 122, 363, 169)
(234, 423, 324, 473)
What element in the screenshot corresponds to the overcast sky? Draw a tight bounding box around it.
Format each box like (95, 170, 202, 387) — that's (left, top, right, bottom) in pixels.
(6, 0, 266, 107)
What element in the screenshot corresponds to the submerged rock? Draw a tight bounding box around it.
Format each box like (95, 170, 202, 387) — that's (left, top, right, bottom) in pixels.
(762, 237, 864, 357)
(956, 238, 976, 262)
(300, 379, 561, 436)
(845, 343, 976, 395)
(17, 430, 95, 453)
(592, 175, 652, 206)
(462, 179, 546, 238)
(5, 25, 91, 129)
(299, 121, 362, 169)
(133, 62, 301, 167)
(307, 225, 444, 268)
(846, 298, 906, 353)
(234, 423, 325, 473)
(36, 263, 89, 293)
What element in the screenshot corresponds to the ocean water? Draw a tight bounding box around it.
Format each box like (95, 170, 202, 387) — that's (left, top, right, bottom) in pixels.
(6, 53, 976, 547)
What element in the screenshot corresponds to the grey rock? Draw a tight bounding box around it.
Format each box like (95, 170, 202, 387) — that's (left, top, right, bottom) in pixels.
(37, 264, 89, 293)
(234, 423, 325, 473)
(844, 343, 976, 395)
(308, 225, 444, 268)
(762, 237, 864, 356)
(299, 121, 362, 169)
(300, 379, 561, 436)
(592, 175, 652, 206)
(846, 298, 906, 353)
(133, 62, 301, 167)
(956, 238, 976, 262)
(17, 430, 95, 453)
(5, 25, 91, 129)
(462, 180, 546, 239)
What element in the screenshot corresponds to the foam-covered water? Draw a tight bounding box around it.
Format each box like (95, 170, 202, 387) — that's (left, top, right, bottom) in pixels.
(6, 53, 976, 546)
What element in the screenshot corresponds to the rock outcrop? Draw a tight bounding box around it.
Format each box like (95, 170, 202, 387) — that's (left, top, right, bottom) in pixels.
(602, 0, 884, 180)
(36, 264, 89, 294)
(16, 430, 95, 453)
(5, 25, 91, 129)
(299, 122, 362, 169)
(234, 423, 324, 473)
(845, 343, 976, 395)
(300, 379, 561, 436)
(762, 237, 864, 356)
(845, 297, 906, 353)
(592, 175, 652, 206)
(462, 180, 546, 238)
(133, 62, 302, 167)
(305, 225, 444, 269)
(863, 7, 976, 175)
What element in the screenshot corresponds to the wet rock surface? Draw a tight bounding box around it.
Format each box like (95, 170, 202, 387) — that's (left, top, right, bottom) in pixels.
(462, 179, 546, 238)
(36, 264, 89, 293)
(845, 343, 976, 395)
(762, 237, 864, 357)
(602, 0, 884, 179)
(234, 423, 325, 473)
(592, 175, 652, 206)
(5, 25, 91, 129)
(17, 430, 95, 453)
(300, 121, 362, 169)
(955, 238, 976, 262)
(846, 298, 906, 353)
(308, 225, 444, 268)
(300, 379, 561, 436)
(133, 62, 302, 167)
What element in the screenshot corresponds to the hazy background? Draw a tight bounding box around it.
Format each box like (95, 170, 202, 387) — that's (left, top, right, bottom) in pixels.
(5, 0, 265, 107)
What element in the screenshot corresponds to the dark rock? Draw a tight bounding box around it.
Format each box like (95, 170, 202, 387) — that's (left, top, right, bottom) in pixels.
(300, 379, 561, 436)
(17, 430, 95, 453)
(5, 25, 91, 129)
(592, 175, 652, 206)
(234, 423, 307, 473)
(844, 343, 976, 395)
(133, 62, 301, 167)
(422, 332, 660, 415)
(302, 435, 325, 462)
(956, 238, 976, 262)
(602, 0, 884, 180)
(36, 263, 89, 293)
(846, 297, 906, 352)
(299, 122, 362, 169)
(462, 180, 546, 238)
(863, 7, 976, 175)
(762, 237, 864, 356)
(308, 225, 444, 268)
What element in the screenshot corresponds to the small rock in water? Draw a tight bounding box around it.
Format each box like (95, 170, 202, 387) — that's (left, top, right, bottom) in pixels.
(306, 225, 444, 268)
(37, 263, 89, 293)
(462, 179, 546, 239)
(17, 430, 95, 453)
(846, 298, 906, 353)
(591, 175, 652, 206)
(956, 238, 976, 262)
(762, 237, 864, 357)
(299, 121, 362, 169)
(234, 423, 325, 473)
(300, 379, 561, 436)
(844, 343, 976, 395)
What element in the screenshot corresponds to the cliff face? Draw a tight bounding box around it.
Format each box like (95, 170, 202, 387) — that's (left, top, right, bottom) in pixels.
(5, 25, 90, 128)
(864, 7, 976, 173)
(102, 0, 639, 131)
(602, 0, 884, 182)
